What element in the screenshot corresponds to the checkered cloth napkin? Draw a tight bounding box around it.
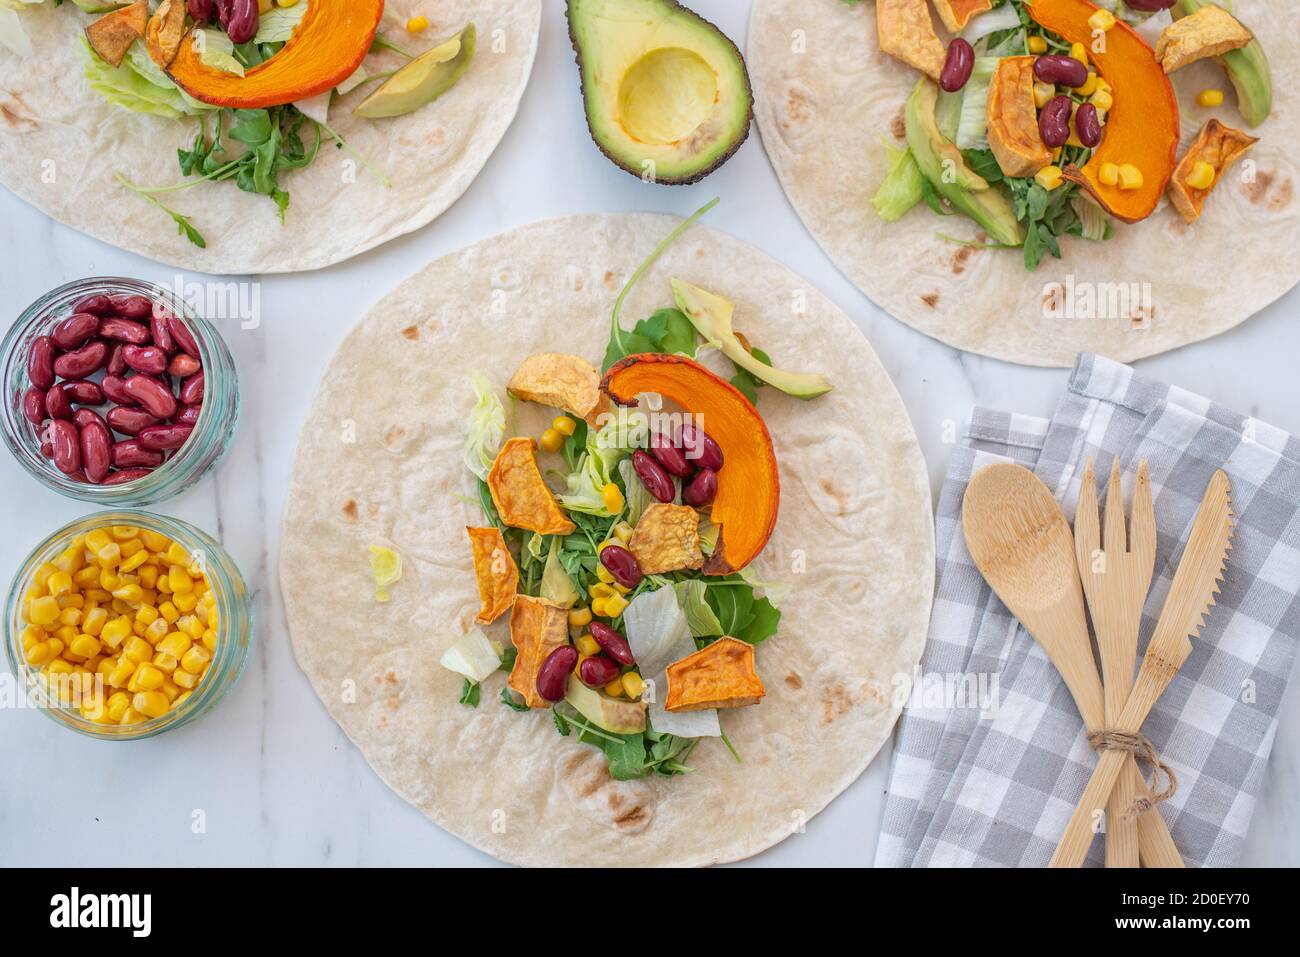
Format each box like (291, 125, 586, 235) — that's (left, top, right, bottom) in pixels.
(876, 354, 1300, 867)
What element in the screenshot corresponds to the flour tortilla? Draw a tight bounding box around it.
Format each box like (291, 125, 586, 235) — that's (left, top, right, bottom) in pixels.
(748, 0, 1300, 366)
(280, 213, 935, 867)
(0, 1, 539, 273)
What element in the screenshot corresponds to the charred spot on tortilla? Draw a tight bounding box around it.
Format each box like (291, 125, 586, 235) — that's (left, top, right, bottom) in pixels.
(921, 292, 940, 308)
(342, 499, 360, 522)
(401, 325, 420, 341)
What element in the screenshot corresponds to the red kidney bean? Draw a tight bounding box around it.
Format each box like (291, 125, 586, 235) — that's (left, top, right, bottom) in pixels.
(110, 294, 153, 320)
(173, 404, 202, 427)
(179, 371, 205, 405)
(683, 468, 718, 508)
(940, 38, 975, 93)
(1034, 55, 1089, 88)
(100, 375, 134, 406)
(599, 544, 643, 590)
(222, 0, 260, 45)
(632, 449, 675, 503)
(188, 0, 215, 23)
(72, 408, 105, 430)
(106, 406, 159, 436)
(589, 621, 635, 666)
(579, 655, 620, 688)
(1074, 102, 1103, 148)
(67, 381, 104, 405)
(53, 340, 108, 379)
(106, 343, 127, 377)
(168, 316, 200, 358)
(71, 294, 114, 317)
(79, 417, 112, 483)
(536, 646, 579, 703)
(649, 430, 693, 477)
(139, 424, 193, 451)
(1125, 0, 1175, 10)
(98, 317, 151, 345)
(22, 387, 45, 426)
(27, 335, 56, 389)
(51, 313, 101, 350)
(112, 440, 164, 469)
(122, 375, 178, 419)
(168, 352, 201, 378)
(151, 311, 176, 353)
(44, 386, 73, 421)
(51, 420, 81, 475)
(102, 468, 153, 486)
(677, 423, 724, 471)
(122, 344, 169, 376)
(1039, 95, 1073, 150)
(40, 439, 53, 458)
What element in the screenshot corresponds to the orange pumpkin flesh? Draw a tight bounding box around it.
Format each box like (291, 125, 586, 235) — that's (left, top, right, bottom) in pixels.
(1026, 0, 1180, 223)
(933, 0, 994, 33)
(167, 0, 385, 109)
(601, 354, 779, 577)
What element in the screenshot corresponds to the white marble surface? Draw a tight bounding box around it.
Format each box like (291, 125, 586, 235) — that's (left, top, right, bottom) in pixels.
(1, 0, 1296, 867)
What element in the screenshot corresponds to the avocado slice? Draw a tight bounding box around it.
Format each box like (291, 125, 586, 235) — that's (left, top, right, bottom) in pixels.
(565, 676, 647, 734)
(565, 0, 752, 184)
(1173, 1, 1271, 127)
(354, 23, 476, 119)
(671, 279, 833, 400)
(905, 78, 1025, 248)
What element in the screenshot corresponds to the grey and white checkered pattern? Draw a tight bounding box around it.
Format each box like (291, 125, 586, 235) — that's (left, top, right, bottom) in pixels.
(876, 354, 1300, 868)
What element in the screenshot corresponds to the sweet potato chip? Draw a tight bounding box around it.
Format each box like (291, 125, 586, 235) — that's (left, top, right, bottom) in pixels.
(86, 0, 148, 68)
(1156, 5, 1252, 73)
(466, 526, 518, 624)
(665, 637, 765, 712)
(145, 0, 187, 69)
(487, 437, 576, 535)
(1168, 119, 1258, 223)
(877, 0, 946, 82)
(507, 595, 571, 708)
(629, 504, 704, 575)
(508, 353, 607, 425)
(987, 57, 1052, 179)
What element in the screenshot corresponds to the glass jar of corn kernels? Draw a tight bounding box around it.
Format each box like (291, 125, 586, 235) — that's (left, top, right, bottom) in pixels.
(4, 512, 252, 739)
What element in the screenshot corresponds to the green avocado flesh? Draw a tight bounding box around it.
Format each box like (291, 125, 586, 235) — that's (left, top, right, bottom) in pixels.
(354, 23, 476, 119)
(565, 0, 752, 184)
(1174, 0, 1271, 128)
(905, 79, 1025, 248)
(671, 279, 833, 400)
(565, 676, 647, 734)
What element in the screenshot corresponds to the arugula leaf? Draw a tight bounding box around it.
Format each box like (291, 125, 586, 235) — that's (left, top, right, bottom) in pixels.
(961, 148, 1004, 185)
(477, 479, 506, 532)
(561, 418, 589, 473)
(735, 595, 781, 645)
(552, 709, 571, 736)
(459, 679, 480, 707)
(593, 731, 648, 781)
(498, 646, 517, 672)
(730, 346, 772, 404)
(114, 174, 207, 248)
(1007, 176, 1079, 271)
(500, 687, 529, 712)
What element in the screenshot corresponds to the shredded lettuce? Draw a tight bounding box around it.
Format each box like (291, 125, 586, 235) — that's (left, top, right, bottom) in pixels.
(255, 2, 309, 44)
(623, 585, 720, 739)
(1071, 193, 1112, 242)
(195, 28, 244, 77)
(0, 0, 41, 58)
(79, 37, 212, 119)
(955, 58, 999, 151)
(872, 141, 924, 222)
(439, 628, 502, 683)
(961, 2, 1021, 45)
(617, 457, 653, 526)
(463, 373, 506, 481)
(558, 416, 635, 517)
(368, 545, 402, 602)
(673, 580, 724, 638)
(540, 537, 579, 607)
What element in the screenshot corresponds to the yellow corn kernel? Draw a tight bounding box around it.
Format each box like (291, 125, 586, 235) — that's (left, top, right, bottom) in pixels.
(25, 641, 56, 666)
(145, 618, 170, 644)
(134, 604, 158, 626)
(601, 483, 625, 515)
(612, 521, 634, 543)
(173, 668, 200, 690)
(1033, 81, 1056, 109)
(158, 600, 180, 623)
(603, 594, 629, 618)
(160, 679, 182, 703)
(539, 428, 565, 454)
(1087, 9, 1116, 32)
(58, 592, 84, 609)
(99, 570, 119, 591)
(568, 606, 592, 628)
(112, 583, 144, 605)
(589, 583, 616, 600)
(137, 565, 159, 589)
(1186, 160, 1216, 191)
(1069, 41, 1088, 63)
(100, 615, 133, 649)
(621, 671, 645, 699)
(119, 707, 146, 726)
(1196, 88, 1224, 108)
(96, 657, 116, 676)
(132, 691, 169, 719)
(152, 652, 179, 674)
(1091, 88, 1114, 112)
(73, 566, 100, 588)
(54, 543, 85, 574)
(33, 562, 59, 589)
(573, 652, 590, 677)
(164, 542, 190, 566)
(106, 659, 134, 688)
(173, 592, 198, 613)
(120, 536, 145, 556)
(1077, 72, 1099, 97)
(202, 629, 218, 653)
(28, 595, 61, 626)
(130, 662, 165, 693)
(1027, 35, 1047, 55)
(139, 529, 169, 552)
(119, 550, 149, 574)
(110, 525, 139, 541)
(103, 692, 129, 722)
(604, 675, 625, 698)
(1117, 164, 1144, 190)
(96, 542, 122, 567)
(180, 617, 205, 641)
(86, 529, 113, 553)
(45, 637, 65, 660)
(552, 415, 577, 437)
(174, 691, 193, 708)
(47, 571, 74, 597)
(168, 565, 193, 594)
(1098, 162, 1121, 187)
(406, 14, 429, 33)
(157, 632, 193, 659)
(576, 633, 600, 656)
(84, 588, 112, 604)
(595, 563, 615, 585)
(80, 690, 108, 722)
(21, 624, 43, 652)
(122, 636, 152, 664)
(590, 597, 609, 619)
(59, 607, 83, 628)
(68, 634, 101, 659)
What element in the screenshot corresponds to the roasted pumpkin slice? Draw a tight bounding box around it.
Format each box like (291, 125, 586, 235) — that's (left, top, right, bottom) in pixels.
(466, 526, 518, 624)
(601, 354, 778, 576)
(168, 0, 384, 109)
(665, 637, 765, 712)
(987, 57, 1052, 179)
(1167, 119, 1258, 223)
(1025, 0, 1179, 223)
(487, 438, 576, 536)
(508, 596, 570, 709)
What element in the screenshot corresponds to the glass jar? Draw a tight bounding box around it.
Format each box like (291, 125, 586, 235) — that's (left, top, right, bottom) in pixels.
(4, 512, 253, 740)
(1, 277, 239, 505)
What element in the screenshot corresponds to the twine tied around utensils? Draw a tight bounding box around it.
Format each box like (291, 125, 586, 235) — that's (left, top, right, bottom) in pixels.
(1086, 730, 1178, 819)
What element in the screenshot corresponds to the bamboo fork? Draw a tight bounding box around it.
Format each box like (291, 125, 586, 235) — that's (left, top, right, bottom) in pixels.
(1051, 470, 1233, 868)
(1075, 458, 1184, 867)
(962, 464, 1180, 866)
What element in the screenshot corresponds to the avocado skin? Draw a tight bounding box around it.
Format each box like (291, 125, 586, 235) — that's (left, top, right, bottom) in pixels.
(1173, 0, 1271, 127)
(565, 0, 754, 185)
(905, 79, 1025, 247)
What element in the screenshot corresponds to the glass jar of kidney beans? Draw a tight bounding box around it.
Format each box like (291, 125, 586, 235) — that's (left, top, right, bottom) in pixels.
(1, 278, 239, 505)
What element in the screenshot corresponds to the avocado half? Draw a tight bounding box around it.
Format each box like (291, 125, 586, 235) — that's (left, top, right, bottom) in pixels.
(565, 0, 753, 184)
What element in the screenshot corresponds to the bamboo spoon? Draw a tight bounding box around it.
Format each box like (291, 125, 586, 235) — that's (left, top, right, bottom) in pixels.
(1076, 458, 1183, 868)
(962, 463, 1179, 866)
(1051, 470, 1233, 868)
